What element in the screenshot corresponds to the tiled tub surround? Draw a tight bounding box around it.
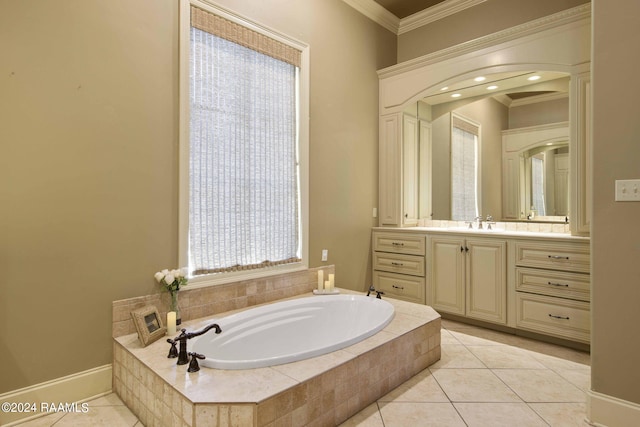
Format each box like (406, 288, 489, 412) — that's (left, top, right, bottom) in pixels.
(112, 287, 441, 426)
(112, 267, 336, 339)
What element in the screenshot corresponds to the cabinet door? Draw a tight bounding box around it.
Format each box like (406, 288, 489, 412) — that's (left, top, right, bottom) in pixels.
(430, 236, 465, 315)
(466, 239, 507, 324)
(379, 113, 401, 225)
(403, 114, 419, 225)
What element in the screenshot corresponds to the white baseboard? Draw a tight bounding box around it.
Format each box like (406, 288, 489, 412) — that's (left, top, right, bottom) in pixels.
(0, 364, 112, 426)
(587, 389, 640, 427)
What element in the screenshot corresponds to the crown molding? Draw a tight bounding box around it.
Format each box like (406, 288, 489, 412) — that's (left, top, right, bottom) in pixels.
(343, 0, 486, 35)
(398, 0, 487, 34)
(342, 0, 400, 33)
(378, 3, 591, 79)
(510, 91, 569, 107)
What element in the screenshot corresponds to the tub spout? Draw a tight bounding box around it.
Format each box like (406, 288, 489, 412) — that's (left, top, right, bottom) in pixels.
(167, 323, 222, 365)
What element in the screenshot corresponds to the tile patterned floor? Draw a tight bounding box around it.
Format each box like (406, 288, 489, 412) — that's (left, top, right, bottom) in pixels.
(18, 319, 591, 426)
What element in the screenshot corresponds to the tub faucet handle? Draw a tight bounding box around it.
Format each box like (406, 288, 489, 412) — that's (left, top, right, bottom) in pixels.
(167, 339, 179, 358)
(187, 352, 206, 372)
(375, 290, 384, 299)
(366, 285, 376, 296)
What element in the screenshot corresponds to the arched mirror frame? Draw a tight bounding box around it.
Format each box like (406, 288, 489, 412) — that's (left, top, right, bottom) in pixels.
(377, 4, 591, 236)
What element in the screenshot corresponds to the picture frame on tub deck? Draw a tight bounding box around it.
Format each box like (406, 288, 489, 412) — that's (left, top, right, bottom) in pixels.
(131, 305, 166, 347)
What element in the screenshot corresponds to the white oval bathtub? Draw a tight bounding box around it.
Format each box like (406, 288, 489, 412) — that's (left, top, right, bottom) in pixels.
(190, 294, 395, 369)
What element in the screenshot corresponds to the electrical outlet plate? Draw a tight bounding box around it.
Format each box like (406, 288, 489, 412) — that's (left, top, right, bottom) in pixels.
(321, 249, 328, 262)
(615, 179, 640, 202)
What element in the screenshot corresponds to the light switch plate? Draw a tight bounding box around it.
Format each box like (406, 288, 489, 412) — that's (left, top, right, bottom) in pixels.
(321, 249, 328, 262)
(615, 179, 640, 201)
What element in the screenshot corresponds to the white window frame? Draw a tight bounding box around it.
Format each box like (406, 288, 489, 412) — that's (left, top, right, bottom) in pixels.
(450, 113, 482, 221)
(178, 0, 309, 288)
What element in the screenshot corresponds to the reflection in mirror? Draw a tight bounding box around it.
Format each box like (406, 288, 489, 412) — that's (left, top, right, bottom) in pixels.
(523, 143, 569, 220)
(408, 71, 570, 223)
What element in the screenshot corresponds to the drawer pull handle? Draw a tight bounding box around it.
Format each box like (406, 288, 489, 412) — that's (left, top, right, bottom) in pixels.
(548, 314, 570, 320)
(548, 281, 569, 287)
(391, 262, 404, 267)
(392, 242, 405, 246)
(392, 285, 405, 290)
(548, 255, 570, 260)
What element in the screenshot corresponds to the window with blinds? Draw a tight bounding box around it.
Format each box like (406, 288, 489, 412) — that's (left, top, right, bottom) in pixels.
(184, 4, 304, 277)
(451, 115, 480, 221)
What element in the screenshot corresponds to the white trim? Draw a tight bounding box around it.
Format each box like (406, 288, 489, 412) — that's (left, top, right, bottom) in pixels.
(0, 365, 112, 426)
(588, 389, 640, 426)
(342, 0, 399, 33)
(378, 3, 591, 80)
(178, 0, 310, 284)
(399, 0, 487, 35)
(509, 91, 568, 108)
(342, 0, 486, 35)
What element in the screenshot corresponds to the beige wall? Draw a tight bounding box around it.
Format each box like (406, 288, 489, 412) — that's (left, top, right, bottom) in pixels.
(398, 0, 588, 62)
(592, 0, 640, 406)
(0, 0, 396, 393)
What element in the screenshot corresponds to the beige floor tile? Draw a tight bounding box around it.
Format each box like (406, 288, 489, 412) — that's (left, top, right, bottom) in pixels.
(529, 350, 591, 370)
(52, 406, 139, 426)
(529, 402, 592, 426)
(493, 369, 587, 403)
(466, 345, 547, 369)
(440, 329, 460, 345)
(379, 368, 449, 403)
(553, 368, 591, 392)
(338, 403, 384, 427)
(378, 402, 466, 427)
(429, 344, 486, 369)
(12, 412, 65, 427)
(431, 369, 521, 402)
(529, 403, 591, 427)
(454, 402, 548, 427)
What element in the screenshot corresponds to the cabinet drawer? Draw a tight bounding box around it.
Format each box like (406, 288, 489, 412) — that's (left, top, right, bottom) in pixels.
(516, 267, 590, 302)
(373, 252, 425, 277)
(516, 293, 590, 343)
(373, 270, 425, 304)
(514, 241, 590, 273)
(373, 232, 426, 256)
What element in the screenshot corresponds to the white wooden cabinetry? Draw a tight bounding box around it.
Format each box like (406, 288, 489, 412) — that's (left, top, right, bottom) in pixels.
(372, 231, 426, 304)
(514, 239, 590, 343)
(378, 113, 421, 226)
(429, 235, 507, 325)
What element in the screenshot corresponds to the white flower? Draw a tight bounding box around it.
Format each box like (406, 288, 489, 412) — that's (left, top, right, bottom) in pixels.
(164, 274, 175, 285)
(171, 269, 181, 278)
(180, 267, 188, 277)
(154, 272, 164, 283)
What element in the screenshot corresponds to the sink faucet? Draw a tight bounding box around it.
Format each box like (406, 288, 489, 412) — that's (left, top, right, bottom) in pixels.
(475, 216, 483, 229)
(167, 323, 222, 365)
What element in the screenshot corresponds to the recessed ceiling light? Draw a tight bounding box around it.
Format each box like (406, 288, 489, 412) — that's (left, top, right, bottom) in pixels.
(474, 76, 486, 82)
(528, 75, 541, 81)
(451, 93, 462, 98)
(440, 86, 449, 91)
(487, 85, 498, 90)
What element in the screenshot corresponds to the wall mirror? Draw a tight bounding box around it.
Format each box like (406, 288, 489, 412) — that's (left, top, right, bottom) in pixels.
(405, 71, 570, 223)
(377, 5, 590, 233)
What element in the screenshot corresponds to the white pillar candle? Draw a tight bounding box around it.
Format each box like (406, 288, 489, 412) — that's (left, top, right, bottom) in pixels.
(167, 311, 177, 335)
(324, 280, 330, 292)
(328, 274, 335, 291)
(317, 270, 324, 291)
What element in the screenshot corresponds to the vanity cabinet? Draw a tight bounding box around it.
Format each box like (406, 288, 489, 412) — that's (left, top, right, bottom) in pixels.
(379, 113, 424, 227)
(429, 235, 507, 325)
(372, 231, 426, 304)
(513, 239, 590, 343)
